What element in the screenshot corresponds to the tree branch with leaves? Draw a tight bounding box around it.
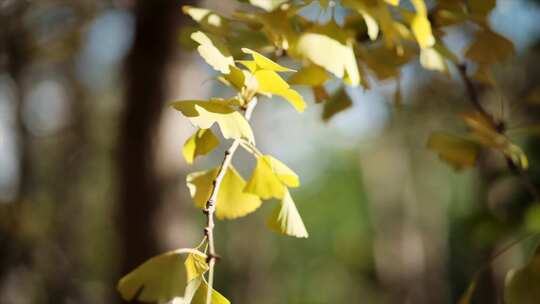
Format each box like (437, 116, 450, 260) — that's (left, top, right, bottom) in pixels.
(117, 29, 308, 304)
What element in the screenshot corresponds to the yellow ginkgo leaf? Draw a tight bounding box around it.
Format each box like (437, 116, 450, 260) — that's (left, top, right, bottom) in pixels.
(192, 280, 230, 304)
(420, 47, 447, 73)
(172, 100, 255, 143)
(253, 70, 306, 112)
(409, 0, 435, 49)
(187, 167, 262, 219)
(117, 249, 206, 303)
(182, 6, 228, 34)
(244, 155, 299, 200)
(242, 48, 295, 72)
(237, 60, 258, 72)
(191, 31, 235, 74)
(427, 132, 480, 170)
(359, 9, 379, 40)
(220, 65, 246, 92)
(288, 65, 330, 86)
(295, 33, 360, 86)
(183, 129, 219, 164)
(385, 0, 400, 5)
(249, 0, 288, 12)
(411, 15, 435, 48)
(268, 189, 308, 238)
(184, 253, 209, 283)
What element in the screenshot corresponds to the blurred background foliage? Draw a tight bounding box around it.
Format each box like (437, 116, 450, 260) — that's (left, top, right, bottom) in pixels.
(2, 0, 540, 303)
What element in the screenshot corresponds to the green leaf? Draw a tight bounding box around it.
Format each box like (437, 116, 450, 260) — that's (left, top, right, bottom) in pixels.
(183, 129, 220, 164)
(427, 132, 479, 170)
(322, 87, 352, 121)
(172, 100, 255, 143)
(191, 31, 235, 74)
(268, 189, 308, 238)
(192, 280, 230, 304)
(117, 249, 206, 303)
(295, 33, 361, 86)
(187, 166, 262, 219)
(245, 155, 299, 200)
(505, 250, 540, 304)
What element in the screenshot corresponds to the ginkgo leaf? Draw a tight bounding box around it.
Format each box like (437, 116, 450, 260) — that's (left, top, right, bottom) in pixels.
(288, 65, 330, 86)
(322, 87, 352, 121)
(117, 249, 206, 303)
(420, 47, 447, 73)
(359, 9, 379, 40)
(295, 33, 361, 86)
(183, 129, 220, 164)
(253, 70, 306, 112)
(427, 132, 479, 170)
(244, 155, 299, 200)
(462, 112, 528, 169)
(249, 0, 288, 12)
(172, 100, 255, 143)
(191, 31, 235, 74)
(183, 6, 228, 35)
(504, 250, 540, 304)
(242, 48, 295, 72)
(187, 166, 262, 219)
(411, 15, 435, 49)
(267, 189, 308, 238)
(192, 280, 230, 304)
(220, 65, 246, 92)
(385, 0, 399, 5)
(465, 29, 514, 64)
(184, 253, 209, 283)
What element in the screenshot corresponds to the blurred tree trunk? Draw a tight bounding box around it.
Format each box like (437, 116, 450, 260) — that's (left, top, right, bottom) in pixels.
(117, 0, 195, 293)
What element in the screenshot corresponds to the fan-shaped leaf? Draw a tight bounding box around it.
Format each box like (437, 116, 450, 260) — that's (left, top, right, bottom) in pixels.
(267, 189, 308, 238)
(183, 129, 220, 164)
(172, 100, 255, 143)
(288, 65, 330, 86)
(192, 281, 230, 304)
(191, 31, 235, 74)
(295, 33, 360, 86)
(244, 155, 299, 200)
(187, 167, 262, 219)
(242, 48, 295, 72)
(117, 249, 206, 303)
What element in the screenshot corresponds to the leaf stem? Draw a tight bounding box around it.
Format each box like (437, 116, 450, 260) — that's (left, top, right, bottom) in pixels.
(203, 98, 258, 304)
(456, 63, 540, 202)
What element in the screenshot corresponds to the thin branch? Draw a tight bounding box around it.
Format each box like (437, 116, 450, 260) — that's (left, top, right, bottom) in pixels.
(203, 98, 258, 304)
(456, 63, 540, 202)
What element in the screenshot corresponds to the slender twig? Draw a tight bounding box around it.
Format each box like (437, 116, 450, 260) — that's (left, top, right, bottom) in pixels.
(203, 98, 258, 304)
(456, 63, 540, 202)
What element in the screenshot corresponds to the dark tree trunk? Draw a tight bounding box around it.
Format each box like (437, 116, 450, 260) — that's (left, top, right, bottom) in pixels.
(117, 0, 194, 292)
